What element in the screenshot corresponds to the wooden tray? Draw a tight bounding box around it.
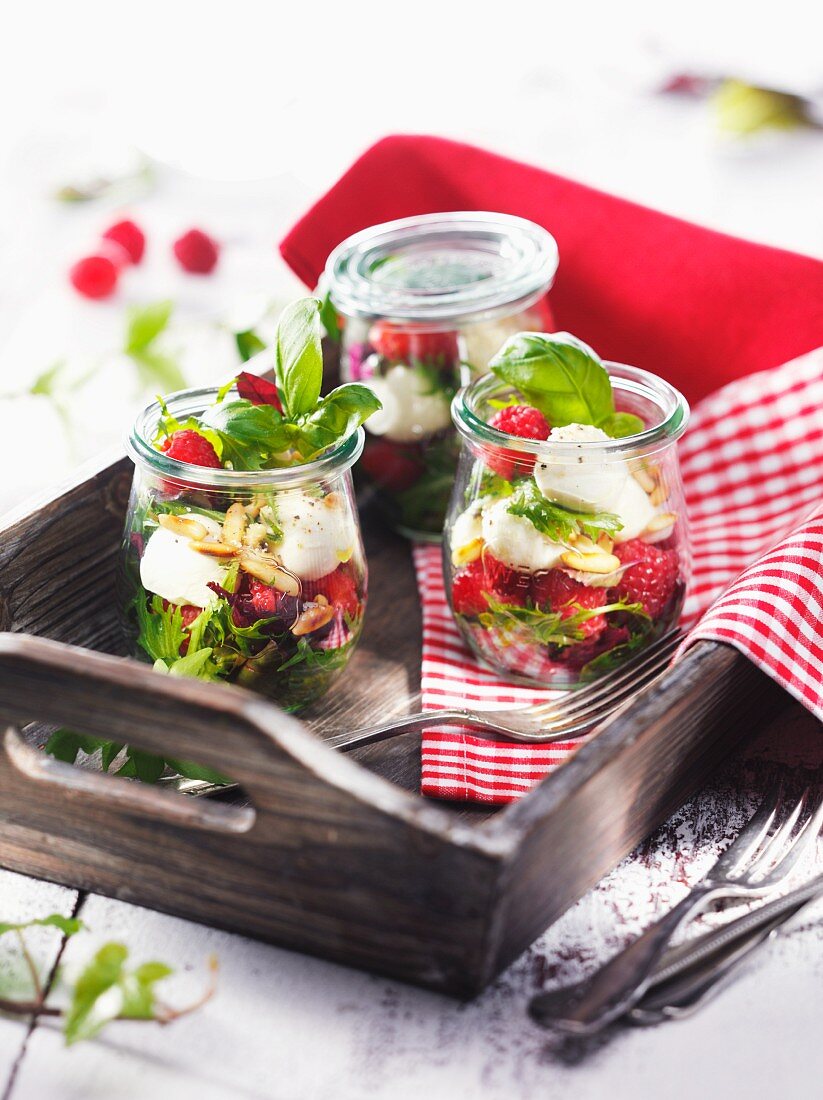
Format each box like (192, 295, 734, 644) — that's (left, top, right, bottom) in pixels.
(0, 452, 792, 997)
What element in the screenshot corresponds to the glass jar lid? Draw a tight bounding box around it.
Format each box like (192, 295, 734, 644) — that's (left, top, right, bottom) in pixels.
(325, 212, 559, 325)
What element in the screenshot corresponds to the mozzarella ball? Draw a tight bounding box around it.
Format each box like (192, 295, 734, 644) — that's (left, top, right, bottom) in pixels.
(275, 491, 358, 581)
(534, 423, 628, 513)
(363, 364, 451, 443)
(140, 515, 226, 608)
(481, 497, 565, 573)
(611, 475, 657, 543)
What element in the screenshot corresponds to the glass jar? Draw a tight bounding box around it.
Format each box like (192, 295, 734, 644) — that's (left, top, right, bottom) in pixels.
(444, 365, 690, 688)
(324, 212, 559, 541)
(119, 387, 368, 713)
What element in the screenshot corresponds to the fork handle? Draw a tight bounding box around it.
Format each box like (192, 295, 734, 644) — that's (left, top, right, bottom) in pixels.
(324, 709, 472, 752)
(529, 882, 728, 1034)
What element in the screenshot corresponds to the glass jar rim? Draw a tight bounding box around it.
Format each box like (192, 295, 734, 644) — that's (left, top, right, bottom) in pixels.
(127, 386, 365, 489)
(452, 363, 690, 459)
(324, 211, 559, 325)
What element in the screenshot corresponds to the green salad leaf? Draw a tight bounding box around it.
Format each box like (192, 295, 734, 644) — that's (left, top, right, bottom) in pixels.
(477, 594, 647, 649)
(275, 297, 323, 418)
(506, 478, 623, 543)
(234, 328, 267, 363)
(489, 331, 644, 437)
(296, 383, 382, 459)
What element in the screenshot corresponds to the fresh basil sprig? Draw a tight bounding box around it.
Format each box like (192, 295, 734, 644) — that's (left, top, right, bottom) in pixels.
(275, 297, 324, 418)
(506, 478, 623, 543)
(489, 332, 644, 438)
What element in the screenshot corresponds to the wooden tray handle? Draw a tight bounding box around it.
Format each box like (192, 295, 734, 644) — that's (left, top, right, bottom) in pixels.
(0, 632, 339, 798)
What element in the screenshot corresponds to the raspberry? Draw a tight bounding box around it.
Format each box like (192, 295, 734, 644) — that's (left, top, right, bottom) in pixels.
(360, 439, 424, 493)
(69, 254, 119, 299)
(368, 322, 459, 364)
(248, 577, 279, 616)
(451, 559, 489, 617)
(486, 405, 551, 480)
(173, 228, 219, 274)
(161, 430, 222, 469)
(304, 565, 361, 617)
(531, 569, 607, 638)
(102, 219, 145, 264)
(614, 539, 679, 619)
(483, 553, 532, 606)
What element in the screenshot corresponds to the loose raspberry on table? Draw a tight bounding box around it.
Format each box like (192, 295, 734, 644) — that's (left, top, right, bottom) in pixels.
(161, 430, 222, 469)
(102, 219, 146, 264)
(451, 559, 489, 617)
(531, 569, 608, 638)
(69, 254, 119, 299)
(304, 565, 361, 618)
(614, 539, 679, 619)
(486, 405, 551, 480)
(173, 228, 219, 274)
(483, 552, 532, 606)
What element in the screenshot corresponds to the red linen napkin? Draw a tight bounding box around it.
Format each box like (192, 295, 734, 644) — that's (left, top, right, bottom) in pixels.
(280, 135, 823, 804)
(414, 348, 823, 802)
(280, 134, 823, 405)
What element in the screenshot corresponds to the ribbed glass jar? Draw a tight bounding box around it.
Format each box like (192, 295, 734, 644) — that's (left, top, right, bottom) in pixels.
(325, 212, 559, 540)
(444, 365, 690, 687)
(120, 387, 367, 712)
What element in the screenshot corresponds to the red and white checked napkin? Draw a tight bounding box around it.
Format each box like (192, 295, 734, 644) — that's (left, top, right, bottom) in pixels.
(415, 348, 823, 804)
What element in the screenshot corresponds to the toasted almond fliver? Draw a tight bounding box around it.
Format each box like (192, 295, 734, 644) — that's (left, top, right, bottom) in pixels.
(222, 502, 248, 549)
(561, 549, 621, 574)
(643, 511, 677, 542)
(323, 492, 342, 509)
(158, 513, 208, 541)
(315, 594, 329, 606)
(292, 603, 336, 637)
(245, 496, 265, 519)
(190, 540, 237, 558)
(239, 549, 301, 595)
(632, 466, 656, 493)
(452, 538, 484, 567)
(596, 532, 615, 553)
(336, 546, 354, 564)
(650, 483, 668, 507)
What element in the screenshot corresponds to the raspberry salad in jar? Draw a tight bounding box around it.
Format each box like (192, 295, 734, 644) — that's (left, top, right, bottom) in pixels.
(119, 298, 381, 714)
(324, 213, 558, 540)
(445, 331, 690, 687)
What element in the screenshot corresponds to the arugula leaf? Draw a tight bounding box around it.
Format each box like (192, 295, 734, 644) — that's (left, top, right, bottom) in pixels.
(117, 750, 166, 784)
(506, 479, 623, 542)
(477, 594, 646, 649)
(295, 383, 382, 458)
(235, 329, 267, 363)
(0, 914, 84, 937)
(274, 297, 323, 418)
(64, 942, 173, 1045)
(136, 595, 187, 665)
(125, 301, 174, 354)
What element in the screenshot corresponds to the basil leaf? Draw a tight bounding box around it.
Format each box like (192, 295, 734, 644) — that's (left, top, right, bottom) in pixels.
(319, 289, 342, 342)
(125, 301, 174, 354)
(506, 479, 623, 542)
(200, 400, 296, 468)
(274, 298, 323, 418)
(600, 411, 645, 438)
(490, 332, 614, 428)
(296, 383, 382, 458)
(235, 329, 267, 363)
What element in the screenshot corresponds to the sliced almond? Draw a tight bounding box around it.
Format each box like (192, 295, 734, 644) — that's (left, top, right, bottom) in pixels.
(643, 511, 677, 542)
(632, 465, 656, 493)
(561, 549, 621, 574)
(323, 492, 342, 510)
(650, 483, 668, 507)
(238, 549, 301, 596)
(315, 594, 329, 607)
(596, 532, 615, 553)
(190, 540, 237, 558)
(292, 603, 336, 637)
(158, 513, 208, 541)
(336, 546, 354, 564)
(452, 538, 484, 567)
(221, 502, 249, 549)
(565, 567, 624, 588)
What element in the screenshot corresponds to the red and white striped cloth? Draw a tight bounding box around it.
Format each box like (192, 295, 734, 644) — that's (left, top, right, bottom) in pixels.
(414, 349, 823, 804)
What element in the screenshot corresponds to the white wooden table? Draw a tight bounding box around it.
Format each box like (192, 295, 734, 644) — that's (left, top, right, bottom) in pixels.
(1, 40, 822, 1097)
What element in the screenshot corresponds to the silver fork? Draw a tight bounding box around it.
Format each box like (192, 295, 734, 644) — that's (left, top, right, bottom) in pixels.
(528, 782, 823, 1034)
(325, 629, 683, 752)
